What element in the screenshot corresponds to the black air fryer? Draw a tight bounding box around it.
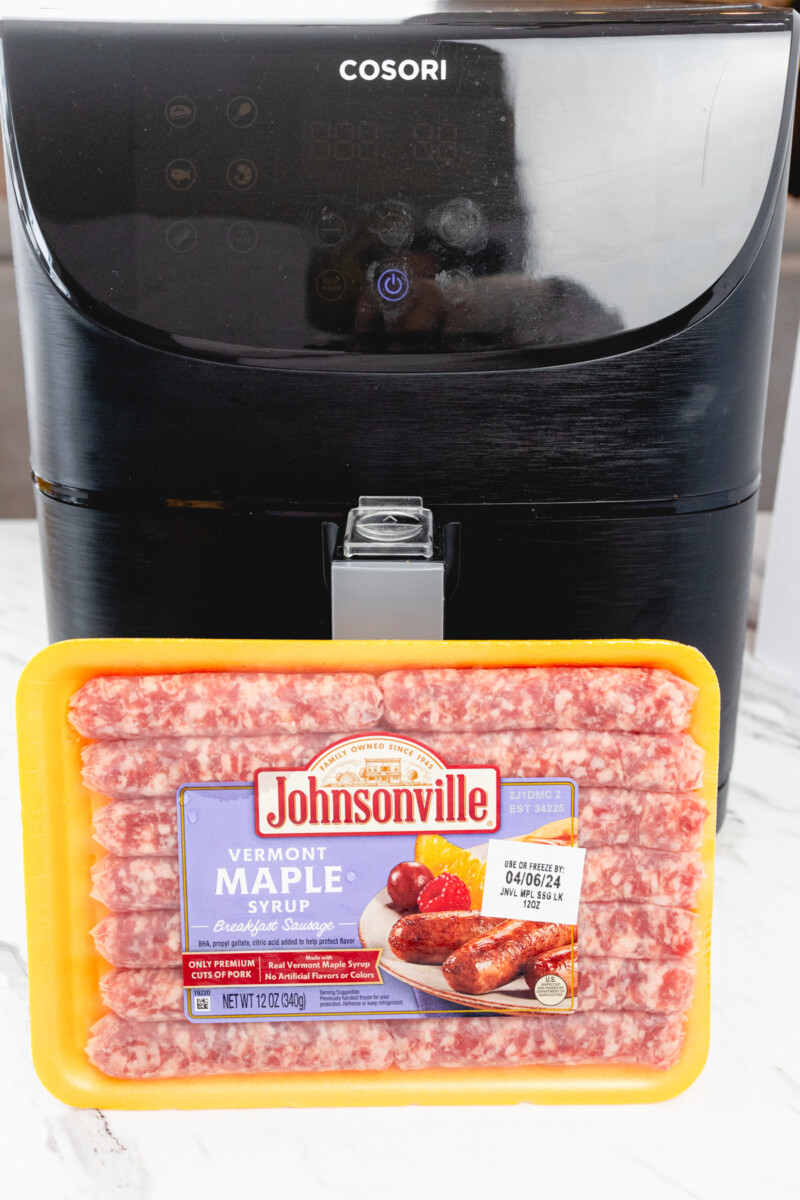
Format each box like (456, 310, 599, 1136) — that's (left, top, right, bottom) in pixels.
(1, 7, 797, 823)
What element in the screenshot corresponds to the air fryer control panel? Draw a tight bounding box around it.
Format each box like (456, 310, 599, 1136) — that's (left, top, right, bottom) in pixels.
(1, 18, 793, 364)
(131, 40, 527, 353)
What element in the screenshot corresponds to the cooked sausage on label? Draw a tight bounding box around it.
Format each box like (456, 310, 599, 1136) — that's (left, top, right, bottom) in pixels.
(388, 911, 505, 963)
(442, 921, 574, 995)
(525, 945, 576, 995)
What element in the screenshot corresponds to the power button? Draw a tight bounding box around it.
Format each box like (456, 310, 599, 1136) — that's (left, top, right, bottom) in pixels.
(376, 268, 410, 303)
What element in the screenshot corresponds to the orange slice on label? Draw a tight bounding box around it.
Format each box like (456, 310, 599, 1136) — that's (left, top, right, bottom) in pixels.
(414, 833, 486, 909)
(515, 817, 576, 845)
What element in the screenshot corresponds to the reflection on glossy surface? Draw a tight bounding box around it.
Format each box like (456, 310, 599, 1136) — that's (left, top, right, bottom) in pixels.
(349, 258, 621, 350)
(500, 31, 791, 335)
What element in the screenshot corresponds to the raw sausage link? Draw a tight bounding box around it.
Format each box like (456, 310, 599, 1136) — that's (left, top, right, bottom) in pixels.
(93, 788, 708, 858)
(442, 921, 574, 995)
(582, 847, 704, 909)
(87, 1011, 684, 1075)
(83, 729, 704, 800)
(91, 911, 182, 967)
(71, 672, 383, 740)
(87, 1013, 395, 1077)
(91, 904, 698, 978)
(637, 792, 708, 853)
(579, 788, 707, 852)
(523, 952, 696, 1013)
(100, 968, 185, 1021)
(579, 957, 696, 1013)
(380, 667, 698, 733)
(578, 902, 698, 958)
(391, 1011, 686, 1070)
(97, 954, 697, 1021)
(93, 798, 179, 857)
(88, 846, 702, 920)
(93, 906, 697, 969)
(388, 912, 504, 964)
(82, 733, 332, 799)
(415, 729, 705, 792)
(91, 856, 179, 911)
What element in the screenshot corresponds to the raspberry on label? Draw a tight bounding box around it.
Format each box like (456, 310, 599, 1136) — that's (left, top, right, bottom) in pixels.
(417, 872, 472, 913)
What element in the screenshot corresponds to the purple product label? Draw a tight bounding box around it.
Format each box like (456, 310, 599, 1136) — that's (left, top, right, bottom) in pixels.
(177, 770, 578, 1022)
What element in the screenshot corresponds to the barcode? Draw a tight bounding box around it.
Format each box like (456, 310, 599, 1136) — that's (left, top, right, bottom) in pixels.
(194, 995, 211, 1012)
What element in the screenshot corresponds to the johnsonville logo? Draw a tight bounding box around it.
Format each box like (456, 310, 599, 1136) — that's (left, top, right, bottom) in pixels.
(255, 735, 499, 837)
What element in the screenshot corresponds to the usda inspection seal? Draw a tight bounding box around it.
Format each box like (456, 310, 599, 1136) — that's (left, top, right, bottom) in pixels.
(533, 973, 569, 1006)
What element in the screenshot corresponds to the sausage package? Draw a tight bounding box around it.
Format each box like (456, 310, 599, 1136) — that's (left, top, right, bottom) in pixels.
(17, 638, 718, 1107)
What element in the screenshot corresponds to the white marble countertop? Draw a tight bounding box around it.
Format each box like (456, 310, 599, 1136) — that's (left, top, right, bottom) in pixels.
(1, 518, 798, 1199)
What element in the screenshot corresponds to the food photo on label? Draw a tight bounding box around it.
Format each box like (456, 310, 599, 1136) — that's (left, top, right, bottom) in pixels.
(440, 921, 575, 997)
(416, 872, 471, 913)
(16, 643, 718, 1105)
(386, 861, 434, 910)
(376, 834, 581, 1008)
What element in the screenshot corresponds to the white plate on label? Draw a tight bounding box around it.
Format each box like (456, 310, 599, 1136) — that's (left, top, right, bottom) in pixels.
(358, 887, 574, 1014)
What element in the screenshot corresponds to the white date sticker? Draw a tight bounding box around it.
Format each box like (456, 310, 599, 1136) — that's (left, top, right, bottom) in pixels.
(480, 839, 586, 924)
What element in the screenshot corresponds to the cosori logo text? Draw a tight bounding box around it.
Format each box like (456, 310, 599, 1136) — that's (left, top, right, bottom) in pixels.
(339, 59, 447, 81)
(255, 734, 498, 836)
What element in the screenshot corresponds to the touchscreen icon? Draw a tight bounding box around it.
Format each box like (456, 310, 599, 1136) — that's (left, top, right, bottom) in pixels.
(166, 159, 197, 190)
(227, 222, 259, 254)
(226, 159, 258, 191)
(316, 212, 347, 247)
(377, 207, 414, 251)
(166, 221, 197, 253)
(165, 96, 196, 128)
(227, 96, 258, 129)
(316, 270, 347, 302)
(376, 268, 410, 303)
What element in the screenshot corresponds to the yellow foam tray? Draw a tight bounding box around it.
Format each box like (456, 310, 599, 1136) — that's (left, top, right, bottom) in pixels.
(16, 637, 718, 1108)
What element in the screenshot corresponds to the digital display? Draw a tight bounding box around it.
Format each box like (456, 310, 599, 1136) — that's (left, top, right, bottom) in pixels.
(124, 37, 533, 353)
(306, 120, 460, 169)
(309, 121, 378, 162)
(299, 110, 490, 194)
